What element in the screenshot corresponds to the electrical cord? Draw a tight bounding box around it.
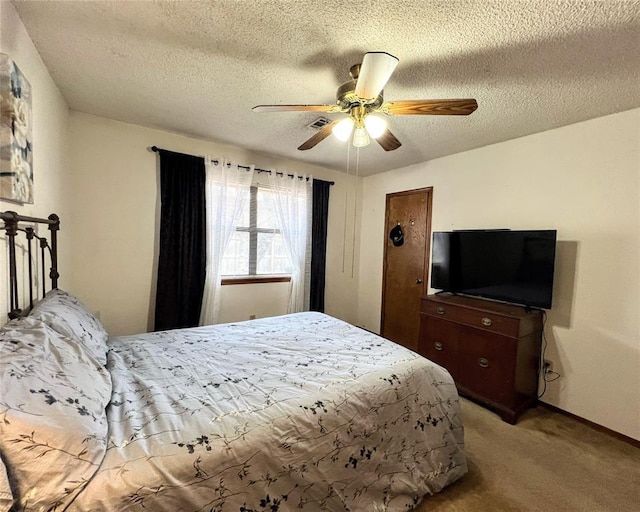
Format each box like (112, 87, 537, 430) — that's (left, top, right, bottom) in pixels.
(538, 309, 560, 399)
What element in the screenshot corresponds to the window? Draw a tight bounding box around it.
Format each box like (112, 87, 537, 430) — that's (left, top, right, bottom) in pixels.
(221, 186, 292, 277)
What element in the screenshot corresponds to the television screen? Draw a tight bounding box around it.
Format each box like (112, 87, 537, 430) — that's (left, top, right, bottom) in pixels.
(431, 230, 557, 309)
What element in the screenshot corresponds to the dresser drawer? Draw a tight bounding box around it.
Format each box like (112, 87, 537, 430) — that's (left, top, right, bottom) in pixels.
(419, 315, 460, 380)
(457, 327, 517, 406)
(421, 299, 520, 337)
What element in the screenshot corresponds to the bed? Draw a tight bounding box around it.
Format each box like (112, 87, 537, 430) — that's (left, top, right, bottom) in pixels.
(0, 211, 466, 511)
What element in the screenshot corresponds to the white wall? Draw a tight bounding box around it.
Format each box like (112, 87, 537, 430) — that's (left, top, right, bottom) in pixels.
(0, 1, 70, 320)
(218, 282, 290, 323)
(356, 108, 640, 440)
(66, 112, 360, 335)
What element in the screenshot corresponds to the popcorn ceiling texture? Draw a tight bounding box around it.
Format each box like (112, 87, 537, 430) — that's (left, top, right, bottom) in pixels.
(13, 0, 640, 176)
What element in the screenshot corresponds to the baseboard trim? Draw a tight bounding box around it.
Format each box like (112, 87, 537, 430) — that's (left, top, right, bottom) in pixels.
(538, 401, 640, 448)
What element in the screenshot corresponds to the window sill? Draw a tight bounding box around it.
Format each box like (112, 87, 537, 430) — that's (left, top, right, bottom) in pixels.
(221, 275, 291, 285)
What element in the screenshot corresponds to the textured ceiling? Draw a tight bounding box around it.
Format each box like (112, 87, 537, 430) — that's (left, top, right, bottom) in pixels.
(12, 0, 640, 176)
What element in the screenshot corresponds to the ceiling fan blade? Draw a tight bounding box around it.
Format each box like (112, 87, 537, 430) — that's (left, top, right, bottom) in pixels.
(376, 129, 402, 151)
(298, 120, 340, 151)
(253, 104, 337, 113)
(384, 99, 478, 116)
(354, 52, 399, 100)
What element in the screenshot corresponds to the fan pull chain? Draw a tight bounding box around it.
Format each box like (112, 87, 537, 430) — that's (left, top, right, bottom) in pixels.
(350, 147, 360, 278)
(342, 142, 351, 273)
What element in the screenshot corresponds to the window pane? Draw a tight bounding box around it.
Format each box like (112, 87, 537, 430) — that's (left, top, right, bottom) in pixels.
(257, 188, 279, 229)
(221, 231, 249, 275)
(237, 190, 250, 228)
(257, 233, 291, 274)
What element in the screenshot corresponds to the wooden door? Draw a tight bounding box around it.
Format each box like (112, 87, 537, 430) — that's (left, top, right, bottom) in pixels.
(381, 188, 432, 351)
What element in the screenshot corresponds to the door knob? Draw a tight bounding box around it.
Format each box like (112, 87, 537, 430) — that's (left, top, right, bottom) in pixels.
(416, 279, 423, 284)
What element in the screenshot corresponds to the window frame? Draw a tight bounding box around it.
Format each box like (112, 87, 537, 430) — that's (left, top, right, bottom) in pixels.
(221, 184, 291, 285)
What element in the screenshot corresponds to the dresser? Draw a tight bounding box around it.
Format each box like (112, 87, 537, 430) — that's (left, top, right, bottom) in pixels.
(419, 293, 543, 424)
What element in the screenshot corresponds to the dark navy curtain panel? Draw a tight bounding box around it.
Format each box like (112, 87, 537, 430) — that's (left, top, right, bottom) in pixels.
(310, 179, 331, 312)
(154, 149, 206, 330)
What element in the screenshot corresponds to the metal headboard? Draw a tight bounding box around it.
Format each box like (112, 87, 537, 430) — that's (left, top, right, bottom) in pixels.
(1, 211, 59, 319)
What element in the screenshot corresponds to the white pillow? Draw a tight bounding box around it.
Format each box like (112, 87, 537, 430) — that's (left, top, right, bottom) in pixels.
(29, 288, 109, 366)
(0, 317, 111, 511)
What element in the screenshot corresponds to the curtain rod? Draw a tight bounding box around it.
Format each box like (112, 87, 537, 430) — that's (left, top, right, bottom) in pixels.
(150, 146, 334, 185)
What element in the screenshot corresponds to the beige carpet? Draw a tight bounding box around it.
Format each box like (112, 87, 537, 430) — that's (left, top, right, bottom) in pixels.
(417, 399, 640, 511)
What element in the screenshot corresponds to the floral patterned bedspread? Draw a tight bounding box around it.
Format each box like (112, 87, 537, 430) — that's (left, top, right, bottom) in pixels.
(71, 312, 466, 511)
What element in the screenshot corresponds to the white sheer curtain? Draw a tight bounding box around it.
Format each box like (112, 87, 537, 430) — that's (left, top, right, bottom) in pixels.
(199, 158, 253, 325)
(268, 171, 312, 313)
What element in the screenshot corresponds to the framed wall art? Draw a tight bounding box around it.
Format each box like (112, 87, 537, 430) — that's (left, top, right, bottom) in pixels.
(0, 53, 33, 204)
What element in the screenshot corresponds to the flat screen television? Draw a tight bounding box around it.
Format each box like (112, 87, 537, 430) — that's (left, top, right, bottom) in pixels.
(430, 229, 557, 309)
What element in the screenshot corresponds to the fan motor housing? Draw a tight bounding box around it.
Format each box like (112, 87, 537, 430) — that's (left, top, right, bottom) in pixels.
(336, 79, 384, 110)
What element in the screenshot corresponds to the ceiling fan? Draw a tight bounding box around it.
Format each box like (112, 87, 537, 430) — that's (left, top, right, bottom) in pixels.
(253, 52, 478, 152)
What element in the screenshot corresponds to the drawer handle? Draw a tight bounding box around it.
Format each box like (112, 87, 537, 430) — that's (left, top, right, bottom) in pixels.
(434, 341, 444, 351)
(437, 306, 445, 315)
(481, 317, 492, 327)
(478, 358, 489, 368)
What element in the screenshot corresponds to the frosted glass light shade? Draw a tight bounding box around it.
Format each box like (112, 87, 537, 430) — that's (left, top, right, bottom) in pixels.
(332, 117, 355, 141)
(352, 127, 370, 147)
(364, 114, 387, 138)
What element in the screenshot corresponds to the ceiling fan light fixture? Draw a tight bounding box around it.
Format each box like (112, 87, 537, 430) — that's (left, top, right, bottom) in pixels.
(364, 114, 387, 139)
(352, 127, 370, 147)
(332, 117, 355, 142)
(253, 50, 477, 153)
